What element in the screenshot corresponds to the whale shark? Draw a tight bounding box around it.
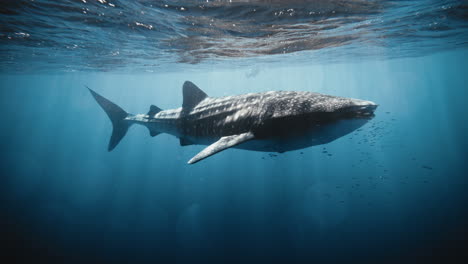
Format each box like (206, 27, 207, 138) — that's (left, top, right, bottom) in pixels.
(88, 81, 377, 164)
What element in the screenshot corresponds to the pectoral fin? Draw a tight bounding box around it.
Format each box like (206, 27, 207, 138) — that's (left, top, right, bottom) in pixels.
(187, 132, 255, 164)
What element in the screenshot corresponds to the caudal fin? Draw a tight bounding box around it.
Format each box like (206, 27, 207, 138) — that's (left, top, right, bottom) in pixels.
(87, 87, 130, 151)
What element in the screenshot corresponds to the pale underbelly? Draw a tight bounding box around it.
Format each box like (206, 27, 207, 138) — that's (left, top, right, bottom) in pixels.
(184, 119, 368, 152)
(182, 118, 370, 153)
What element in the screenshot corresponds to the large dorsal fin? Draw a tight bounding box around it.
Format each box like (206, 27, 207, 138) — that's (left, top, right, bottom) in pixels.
(187, 132, 255, 164)
(182, 81, 207, 110)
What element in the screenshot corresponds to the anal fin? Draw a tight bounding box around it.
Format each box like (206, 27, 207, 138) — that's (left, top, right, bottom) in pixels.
(180, 138, 193, 146)
(150, 130, 160, 137)
(187, 132, 255, 164)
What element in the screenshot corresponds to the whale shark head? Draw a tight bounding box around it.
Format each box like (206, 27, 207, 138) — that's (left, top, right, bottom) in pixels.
(255, 93, 378, 148)
(335, 98, 378, 119)
(267, 91, 377, 120)
(294, 96, 378, 148)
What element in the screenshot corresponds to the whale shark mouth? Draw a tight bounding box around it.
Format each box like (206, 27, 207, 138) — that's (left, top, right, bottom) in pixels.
(340, 103, 378, 119)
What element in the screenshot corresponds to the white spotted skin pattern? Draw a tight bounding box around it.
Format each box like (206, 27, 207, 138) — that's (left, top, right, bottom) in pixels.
(127, 90, 377, 149)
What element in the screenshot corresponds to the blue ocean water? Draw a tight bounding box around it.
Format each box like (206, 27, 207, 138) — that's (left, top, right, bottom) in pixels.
(1, 1, 468, 263)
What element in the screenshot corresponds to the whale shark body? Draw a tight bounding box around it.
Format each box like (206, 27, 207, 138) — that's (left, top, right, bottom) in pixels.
(88, 81, 377, 164)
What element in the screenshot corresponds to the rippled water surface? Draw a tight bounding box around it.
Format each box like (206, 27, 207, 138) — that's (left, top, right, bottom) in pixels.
(1, 0, 467, 72)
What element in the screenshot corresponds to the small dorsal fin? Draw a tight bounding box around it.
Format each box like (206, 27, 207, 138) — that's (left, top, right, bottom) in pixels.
(182, 81, 207, 109)
(147, 105, 162, 116)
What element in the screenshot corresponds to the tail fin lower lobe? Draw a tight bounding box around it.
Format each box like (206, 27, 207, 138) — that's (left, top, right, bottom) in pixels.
(88, 87, 130, 151)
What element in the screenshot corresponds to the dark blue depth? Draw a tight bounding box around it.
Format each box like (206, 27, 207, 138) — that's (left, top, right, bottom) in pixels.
(1, 50, 468, 263)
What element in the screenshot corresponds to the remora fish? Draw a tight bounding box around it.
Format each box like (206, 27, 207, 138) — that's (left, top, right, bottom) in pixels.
(88, 81, 377, 164)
